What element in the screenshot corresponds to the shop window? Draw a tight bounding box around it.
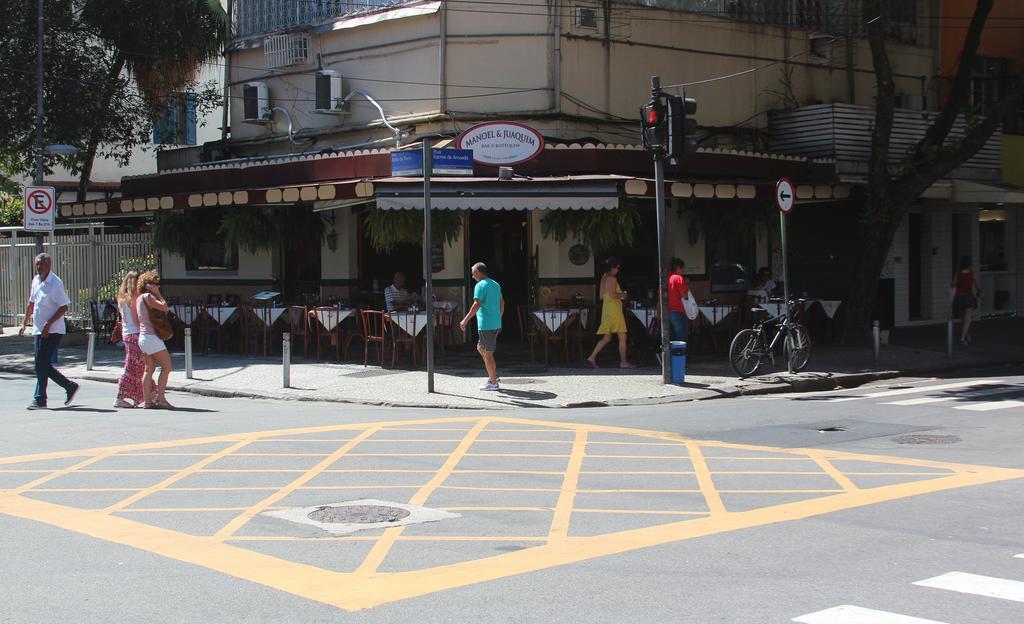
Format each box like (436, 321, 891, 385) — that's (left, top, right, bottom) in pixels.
(186, 214, 239, 272)
(707, 226, 755, 293)
(979, 209, 1008, 272)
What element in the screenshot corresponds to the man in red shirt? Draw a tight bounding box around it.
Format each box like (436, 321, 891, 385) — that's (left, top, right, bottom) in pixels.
(667, 257, 689, 341)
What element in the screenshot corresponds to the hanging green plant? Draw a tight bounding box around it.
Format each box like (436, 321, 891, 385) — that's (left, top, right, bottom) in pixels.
(697, 201, 775, 245)
(217, 207, 278, 253)
(152, 210, 204, 258)
(539, 203, 640, 252)
(364, 208, 463, 253)
(278, 205, 326, 251)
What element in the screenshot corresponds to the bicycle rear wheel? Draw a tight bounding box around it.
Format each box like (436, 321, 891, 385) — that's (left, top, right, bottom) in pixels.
(729, 329, 762, 377)
(785, 323, 811, 372)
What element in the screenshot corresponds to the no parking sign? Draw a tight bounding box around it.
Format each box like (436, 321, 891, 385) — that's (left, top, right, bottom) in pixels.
(23, 186, 56, 232)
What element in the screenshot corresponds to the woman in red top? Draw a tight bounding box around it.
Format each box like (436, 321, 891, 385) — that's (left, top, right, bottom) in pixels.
(952, 256, 981, 345)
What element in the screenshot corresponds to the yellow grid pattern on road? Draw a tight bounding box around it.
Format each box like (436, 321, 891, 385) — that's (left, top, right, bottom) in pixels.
(1, 416, 1021, 611)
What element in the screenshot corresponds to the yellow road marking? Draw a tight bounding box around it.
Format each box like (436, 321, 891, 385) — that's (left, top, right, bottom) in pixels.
(685, 441, 726, 515)
(548, 429, 588, 541)
(807, 454, 859, 492)
(105, 439, 257, 513)
(213, 427, 381, 540)
(9, 452, 116, 495)
(2, 415, 1022, 612)
(355, 419, 489, 575)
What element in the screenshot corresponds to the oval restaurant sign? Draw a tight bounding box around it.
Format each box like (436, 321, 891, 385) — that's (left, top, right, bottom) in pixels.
(455, 121, 544, 166)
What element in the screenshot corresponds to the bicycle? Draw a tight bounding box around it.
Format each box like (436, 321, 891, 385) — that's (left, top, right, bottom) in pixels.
(728, 301, 811, 377)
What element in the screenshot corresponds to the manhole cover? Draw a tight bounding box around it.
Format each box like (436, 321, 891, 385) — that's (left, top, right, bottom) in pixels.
(308, 504, 410, 524)
(892, 434, 961, 445)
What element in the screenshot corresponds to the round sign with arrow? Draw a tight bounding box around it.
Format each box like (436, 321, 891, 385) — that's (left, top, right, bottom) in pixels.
(775, 178, 795, 214)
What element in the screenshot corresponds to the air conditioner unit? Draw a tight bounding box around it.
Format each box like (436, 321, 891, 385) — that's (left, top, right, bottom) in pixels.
(574, 6, 598, 29)
(242, 81, 270, 123)
(314, 70, 344, 113)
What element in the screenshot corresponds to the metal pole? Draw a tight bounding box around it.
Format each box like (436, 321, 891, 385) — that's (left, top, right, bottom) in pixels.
(780, 211, 792, 373)
(423, 141, 436, 393)
(184, 327, 194, 379)
(88, 224, 97, 301)
(282, 332, 291, 388)
(947, 319, 953, 359)
(86, 331, 95, 371)
(651, 75, 671, 384)
(872, 320, 880, 362)
(34, 0, 45, 256)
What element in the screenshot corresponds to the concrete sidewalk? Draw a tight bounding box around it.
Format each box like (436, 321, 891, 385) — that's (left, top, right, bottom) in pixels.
(1, 317, 1020, 409)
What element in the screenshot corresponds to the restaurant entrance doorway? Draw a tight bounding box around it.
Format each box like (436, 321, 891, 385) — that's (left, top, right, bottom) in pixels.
(468, 211, 529, 337)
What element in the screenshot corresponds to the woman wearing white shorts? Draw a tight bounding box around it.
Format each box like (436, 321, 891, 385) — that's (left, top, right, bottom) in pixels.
(135, 271, 174, 409)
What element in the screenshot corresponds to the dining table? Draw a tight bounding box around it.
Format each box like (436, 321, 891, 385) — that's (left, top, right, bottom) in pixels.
(388, 311, 430, 336)
(169, 304, 201, 326)
(629, 307, 657, 329)
(698, 304, 736, 326)
(533, 308, 587, 333)
(314, 308, 355, 332)
(808, 299, 843, 319)
(204, 306, 238, 325)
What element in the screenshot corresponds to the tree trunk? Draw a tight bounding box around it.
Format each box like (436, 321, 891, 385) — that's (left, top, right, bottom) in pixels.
(838, 205, 902, 346)
(76, 53, 125, 202)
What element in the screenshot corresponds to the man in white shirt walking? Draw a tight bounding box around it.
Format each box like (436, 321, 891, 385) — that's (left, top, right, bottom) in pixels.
(19, 253, 79, 409)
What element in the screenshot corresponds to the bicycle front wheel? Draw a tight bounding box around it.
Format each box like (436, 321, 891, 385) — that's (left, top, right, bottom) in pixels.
(785, 323, 811, 372)
(729, 329, 762, 377)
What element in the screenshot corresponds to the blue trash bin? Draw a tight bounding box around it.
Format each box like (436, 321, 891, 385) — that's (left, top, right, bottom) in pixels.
(670, 340, 687, 384)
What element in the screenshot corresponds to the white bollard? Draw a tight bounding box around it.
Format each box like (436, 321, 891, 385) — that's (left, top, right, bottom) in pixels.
(86, 331, 96, 371)
(184, 327, 194, 380)
(282, 332, 291, 388)
(872, 320, 880, 363)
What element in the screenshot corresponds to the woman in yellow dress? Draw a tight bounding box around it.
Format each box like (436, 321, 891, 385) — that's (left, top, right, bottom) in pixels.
(585, 258, 636, 368)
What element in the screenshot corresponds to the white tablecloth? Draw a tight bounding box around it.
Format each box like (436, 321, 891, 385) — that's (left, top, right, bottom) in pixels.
(810, 299, 842, 319)
(698, 305, 736, 325)
(433, 300, 459, 313)
(629, 307, 656, 328)
(389, 311, 429, 336)
(314, 308, 354, 332)
(170, 305, 200, 326)
(205, 306, 237, 325)
(533, 309, 586, 333)
(251, 307, 287, 327)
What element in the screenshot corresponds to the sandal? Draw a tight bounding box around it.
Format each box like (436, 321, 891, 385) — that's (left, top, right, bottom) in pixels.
(584, 360, 598, 369)
(143, 402, 159, 409)
(155, 399, 175, 410)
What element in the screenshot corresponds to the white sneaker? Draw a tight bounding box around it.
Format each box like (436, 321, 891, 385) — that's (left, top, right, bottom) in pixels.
(113, 399, 134, 408)
(480, 380, 500, 391)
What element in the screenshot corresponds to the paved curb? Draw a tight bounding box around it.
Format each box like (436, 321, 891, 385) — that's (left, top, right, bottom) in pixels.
(4, 358, 1020, 411)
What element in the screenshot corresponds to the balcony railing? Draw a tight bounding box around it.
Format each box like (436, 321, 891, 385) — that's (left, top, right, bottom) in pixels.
(768, 103, 1003, 181)
(623, 0, 921, 45)
(234, 0, 411, 38)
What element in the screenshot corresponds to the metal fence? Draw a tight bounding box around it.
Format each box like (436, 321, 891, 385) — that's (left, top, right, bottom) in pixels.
(234, 0, 409, 38)
(1, 225, 153, 328)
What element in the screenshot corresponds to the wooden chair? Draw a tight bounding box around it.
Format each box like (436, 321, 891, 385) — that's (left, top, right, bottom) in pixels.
(515, 304, 539, 361)
(311, 307, 359, 361)
(360, 309, 389, 367)
(89, 301, 117, 343)
(168, 303, 203, 351)
(433, 308, 454, 360)
(387, 311, 422, 368)
(535, 308, 572, 364)
(284, 306, 311, 358)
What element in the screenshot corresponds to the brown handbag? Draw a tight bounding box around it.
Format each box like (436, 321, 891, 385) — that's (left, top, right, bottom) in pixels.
(149, 308, 174, 341)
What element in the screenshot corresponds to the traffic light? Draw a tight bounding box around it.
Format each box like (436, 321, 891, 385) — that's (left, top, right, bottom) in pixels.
(666, 94, 698, 164)
(640, 97, 668, 152)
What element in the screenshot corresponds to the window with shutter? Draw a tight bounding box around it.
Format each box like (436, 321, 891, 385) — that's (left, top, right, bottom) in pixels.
(153, 93, 199, 146)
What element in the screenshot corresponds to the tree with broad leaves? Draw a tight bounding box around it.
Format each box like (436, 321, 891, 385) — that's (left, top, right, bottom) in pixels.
(0, 1, 224, 201)
(839, 0, 1024, 345)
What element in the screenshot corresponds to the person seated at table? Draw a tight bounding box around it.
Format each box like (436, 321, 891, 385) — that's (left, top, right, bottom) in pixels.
(751, 267, 777, 302)
(384, 272, 416, 311)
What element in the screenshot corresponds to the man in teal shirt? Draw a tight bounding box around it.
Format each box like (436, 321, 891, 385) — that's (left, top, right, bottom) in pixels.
(460, 262, 504, 391)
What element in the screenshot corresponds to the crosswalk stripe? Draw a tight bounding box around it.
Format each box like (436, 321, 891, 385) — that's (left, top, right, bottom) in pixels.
(885, 386, 1024, 407)
(1015, 554, 1024, 559)
(914, 571, 1024, 603)
(827, 380, 1006, 402)
(792, 605, 950, 623)
(953, 399, 1024, 412)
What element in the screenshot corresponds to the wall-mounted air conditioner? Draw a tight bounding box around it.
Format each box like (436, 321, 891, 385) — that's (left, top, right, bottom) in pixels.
(242, 81, 270, 123)
(314, 70, 345, 113)
(574, 6, 598, 29)
(896, 94, 926, 111)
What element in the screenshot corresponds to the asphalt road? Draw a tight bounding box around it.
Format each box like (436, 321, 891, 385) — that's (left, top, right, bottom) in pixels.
(1, 364, 1022, 624)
